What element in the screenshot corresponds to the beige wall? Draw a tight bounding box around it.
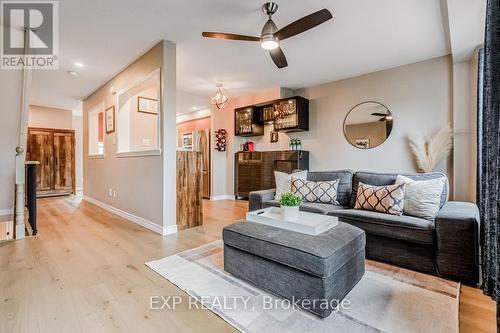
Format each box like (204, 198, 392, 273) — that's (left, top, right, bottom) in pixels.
(0, 70, 23, 213)
(118, 78, 159, 153)
(83, 42, 173, 231)
(72, 113, 83, 188)
(294, 56, 453, 178)
(451, 54, 478, 202)
(28, 105, 73, 129)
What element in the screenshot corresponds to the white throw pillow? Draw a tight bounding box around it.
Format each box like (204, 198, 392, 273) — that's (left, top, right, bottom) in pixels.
(395, 175, 446, 220)
(274, 170, 308, 200)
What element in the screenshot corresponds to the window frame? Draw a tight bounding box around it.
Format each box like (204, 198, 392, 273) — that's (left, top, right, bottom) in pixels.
(115, 68, 162, 158)
(87, 102, 106, 158)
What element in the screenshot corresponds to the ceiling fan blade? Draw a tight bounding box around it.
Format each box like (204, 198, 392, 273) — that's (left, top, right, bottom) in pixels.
(371, 112, 388, 116)
(269, 47, 288, 69)
(202, 32, 260, 42)
(275, 9, 332, 41)
(379, 117, 386, 122)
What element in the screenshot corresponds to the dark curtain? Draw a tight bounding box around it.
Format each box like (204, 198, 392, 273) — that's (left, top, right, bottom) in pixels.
(478, 0, 500, 330)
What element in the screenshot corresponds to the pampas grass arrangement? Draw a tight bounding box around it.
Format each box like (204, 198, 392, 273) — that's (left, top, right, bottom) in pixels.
(408, 126, 453, 172)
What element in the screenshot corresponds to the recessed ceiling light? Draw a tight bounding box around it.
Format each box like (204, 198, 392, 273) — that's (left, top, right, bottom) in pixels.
(67, 70, 80, 76)
(74, 62, 85, 68)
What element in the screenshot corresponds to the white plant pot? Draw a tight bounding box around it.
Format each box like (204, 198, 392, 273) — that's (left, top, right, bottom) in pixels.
(281, 205, 300, 221)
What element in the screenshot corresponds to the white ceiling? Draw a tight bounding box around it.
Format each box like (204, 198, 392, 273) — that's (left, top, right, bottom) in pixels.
(25, 0, 482, 112)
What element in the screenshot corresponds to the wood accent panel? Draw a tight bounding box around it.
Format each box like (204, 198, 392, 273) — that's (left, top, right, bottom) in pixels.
(53, 132, 75, 191)
(0, 196, 494, 332)
(27, 127, 76, 196)
(27, 129, 53, 191)
(176, 151, 203, 230)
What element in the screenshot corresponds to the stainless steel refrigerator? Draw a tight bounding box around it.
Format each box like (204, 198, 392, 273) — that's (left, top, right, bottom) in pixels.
(194, 129, 210, 199)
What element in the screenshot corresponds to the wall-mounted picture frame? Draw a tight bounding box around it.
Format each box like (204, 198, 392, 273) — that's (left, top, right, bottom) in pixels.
(355, 138, 370, 149)
(105, 105, 115, 133)
(137, 96, 158, 114)
(270, 131, 279, 143)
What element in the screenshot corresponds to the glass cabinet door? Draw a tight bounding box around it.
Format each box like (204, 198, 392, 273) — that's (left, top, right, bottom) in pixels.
(236, 108, 252, 134)
(262, 105, 274, 123)
(274, 98, 298, 131)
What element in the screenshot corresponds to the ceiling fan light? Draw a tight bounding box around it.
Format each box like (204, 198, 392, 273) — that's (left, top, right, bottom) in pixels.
(261, 40, 278, 50)
(260, 35, 279, 50)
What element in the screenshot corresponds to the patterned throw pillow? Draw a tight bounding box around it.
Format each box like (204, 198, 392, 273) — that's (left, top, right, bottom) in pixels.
(274, 170, 308, 200)
(292, 179, 340, 204)
(354, 182, 406, 215)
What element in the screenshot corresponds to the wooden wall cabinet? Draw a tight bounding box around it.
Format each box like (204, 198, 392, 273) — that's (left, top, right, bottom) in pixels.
(27, 128, 76, 197)
(234, 97, 309, 137)
(234, 106, 264, 137)
(274, 96, 309, 132)
(234, 150, 309, 198)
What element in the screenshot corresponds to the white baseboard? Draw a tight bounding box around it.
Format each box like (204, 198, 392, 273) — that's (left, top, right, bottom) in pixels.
(210, 194, 235, 201)
(82, 195, 174, 235)
(0, 208, 14, 216)
(162, 224, 178, 235)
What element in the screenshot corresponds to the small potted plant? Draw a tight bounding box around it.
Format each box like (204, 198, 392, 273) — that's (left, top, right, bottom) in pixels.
(279, 192, 302, 221)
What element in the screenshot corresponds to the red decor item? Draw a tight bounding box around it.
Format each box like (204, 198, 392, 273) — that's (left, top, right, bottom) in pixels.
(243, 141, 255, 152)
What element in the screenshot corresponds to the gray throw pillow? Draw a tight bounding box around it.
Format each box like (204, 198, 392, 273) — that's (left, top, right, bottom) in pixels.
(292, 179, 340, 204)
(395, 175, 446, 220)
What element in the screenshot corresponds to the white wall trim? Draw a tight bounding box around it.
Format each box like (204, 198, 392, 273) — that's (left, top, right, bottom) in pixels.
(162, 224, 178, 235)
(115, 149, 162, 158)
(0, 208, 14, 216)
(83, 195, 176, 235)
(176, 108, 211, 123)
(210, 194, 235, 201)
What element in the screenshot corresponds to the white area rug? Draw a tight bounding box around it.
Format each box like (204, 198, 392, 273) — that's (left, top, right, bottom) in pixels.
(146, 241, 459, 333)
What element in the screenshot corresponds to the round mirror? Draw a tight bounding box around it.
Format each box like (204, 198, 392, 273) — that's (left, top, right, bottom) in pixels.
(343, 102, 393, 149)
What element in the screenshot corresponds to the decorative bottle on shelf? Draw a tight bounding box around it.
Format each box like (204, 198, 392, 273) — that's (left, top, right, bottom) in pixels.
(289, 138, 302, 151)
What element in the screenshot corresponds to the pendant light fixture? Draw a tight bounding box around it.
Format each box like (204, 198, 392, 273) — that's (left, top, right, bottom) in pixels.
(211, 83, 229, 109)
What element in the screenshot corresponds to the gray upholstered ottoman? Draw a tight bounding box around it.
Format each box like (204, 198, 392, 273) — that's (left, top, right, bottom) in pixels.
(222, 221, 366, 318)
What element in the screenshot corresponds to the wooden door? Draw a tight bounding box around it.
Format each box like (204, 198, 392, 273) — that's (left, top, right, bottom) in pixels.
(53, 131, 75, 192)
(27, 129, 53, 191)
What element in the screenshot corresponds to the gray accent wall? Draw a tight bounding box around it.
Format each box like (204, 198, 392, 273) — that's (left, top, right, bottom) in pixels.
(82, 41, 177, 232)
(293, 56, 453, 184)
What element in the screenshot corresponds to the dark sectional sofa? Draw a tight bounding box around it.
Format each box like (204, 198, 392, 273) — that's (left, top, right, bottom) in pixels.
(248, 170, 480, 285)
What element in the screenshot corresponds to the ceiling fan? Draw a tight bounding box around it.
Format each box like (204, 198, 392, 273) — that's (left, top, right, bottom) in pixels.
(371, 112, 393, 122)
(202, 2, 333, 69)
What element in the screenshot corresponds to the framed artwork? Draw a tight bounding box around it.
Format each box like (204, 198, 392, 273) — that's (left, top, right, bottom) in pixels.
(355, 138, 370, 149)
(138, 96, 158, 114)
(105, 106, 115, 133)
(270, 131, 279, 143)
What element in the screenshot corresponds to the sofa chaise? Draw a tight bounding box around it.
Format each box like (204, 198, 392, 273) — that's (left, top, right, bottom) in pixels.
(248, 170, 480, 285)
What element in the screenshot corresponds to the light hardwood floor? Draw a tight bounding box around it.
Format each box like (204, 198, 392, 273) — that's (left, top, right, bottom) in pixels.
(0, 196, 496, 332)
